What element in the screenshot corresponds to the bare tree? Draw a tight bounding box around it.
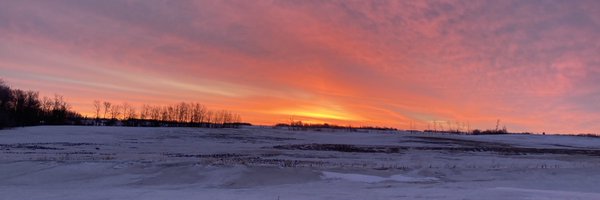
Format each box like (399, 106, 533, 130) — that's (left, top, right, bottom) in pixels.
(200, 104, 206, 123)
(495, 119, 501, 131)
(160, 106, 169, 121)
(41, 96, 53, 114)
(126, 106, 137, 120)
(121, 102, 132, 120)
(467, 121, 471, 133)
(188, 103, 199, 123)
(233, 113, 241, 124)
(205, 110, 213, 127)
(176, 102, 188, 123)
(139, 104, 150, 120)
(166, 105, 175, 122)
(93, 100, 101, 119)
(103, 101, 111, 119)
(109, 105, 121, 120)
(150, 106, 160, 121)
(77, 100, 243, 128)
(119, 102, 136, 120)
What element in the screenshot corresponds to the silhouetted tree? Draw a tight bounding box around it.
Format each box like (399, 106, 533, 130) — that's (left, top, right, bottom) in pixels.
(139, 104, 149, 120)
(205, 110, 213, 127)
(85, 99, 243, 128)
(125, 106, 137, 120)
(103, 101, 111, 119)
(0, 80, 13, 127)
(121, 102, 134, 120)
(109, 104, 121, 120)
(93, 100, 101, 119)
(150, 106, 160, 121)
(47, 94, 70, 124)
(41, 96, 53, 114)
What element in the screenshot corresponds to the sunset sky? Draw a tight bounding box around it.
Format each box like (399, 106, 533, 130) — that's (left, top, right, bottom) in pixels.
(1, 0, 599, 133)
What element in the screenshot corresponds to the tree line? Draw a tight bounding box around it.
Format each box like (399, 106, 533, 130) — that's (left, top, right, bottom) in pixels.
(91, 101, 244, 128)
(421, 119, 508, 135)
(0, 79, 245, 129)
(0, 79, 81, 128)
(276, 119, 397, 132)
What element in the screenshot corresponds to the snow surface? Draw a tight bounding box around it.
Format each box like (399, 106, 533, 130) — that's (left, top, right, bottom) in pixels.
(321, 171, 438, 183)
(1, 126, 600, 199)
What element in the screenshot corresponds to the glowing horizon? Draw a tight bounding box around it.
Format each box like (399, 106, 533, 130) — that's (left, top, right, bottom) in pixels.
(1, 0, 600, 133)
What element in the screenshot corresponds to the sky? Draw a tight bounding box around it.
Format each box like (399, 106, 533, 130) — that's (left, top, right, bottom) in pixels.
(1, 0, 599, 133)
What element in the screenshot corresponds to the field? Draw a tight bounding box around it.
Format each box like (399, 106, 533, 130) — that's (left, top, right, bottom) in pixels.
(1, 126, 600, 199)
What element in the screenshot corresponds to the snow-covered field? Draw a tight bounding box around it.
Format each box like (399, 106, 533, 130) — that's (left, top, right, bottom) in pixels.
(1, 126, 600, 200)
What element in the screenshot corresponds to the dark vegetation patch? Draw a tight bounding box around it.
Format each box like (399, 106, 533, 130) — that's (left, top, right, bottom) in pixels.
(192, 133, 296, 143)
(0, 142, 100, 151)
(0, 144, 63, 150)
(273, 143, 600, 156)
(54, 142, 99, 146)
(575, 134, 600, 138)
(164, 153, 249, 158)
(2, 151, 96, 154)
(163, 153, 325, 167)
(275, 121, 397, 131)
(408, 136, 513, 148)
(0, 79, 81, 128)
(274, 144, 406, 153)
